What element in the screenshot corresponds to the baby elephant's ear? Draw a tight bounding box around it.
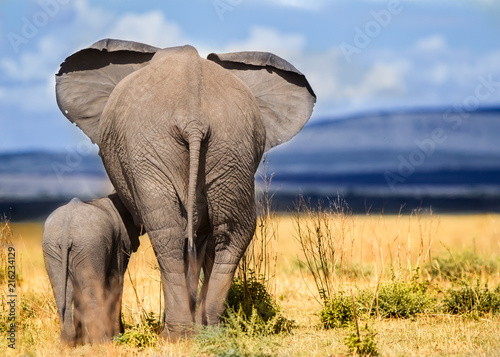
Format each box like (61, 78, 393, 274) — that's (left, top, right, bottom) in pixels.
(56, 39, 159, 145)
(207, 51, 316, 152)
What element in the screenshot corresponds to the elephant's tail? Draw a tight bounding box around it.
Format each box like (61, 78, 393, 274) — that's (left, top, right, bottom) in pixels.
(60, 199, 76, 325)
(186, 133, 202, 306)
(60, 237, 72, 322)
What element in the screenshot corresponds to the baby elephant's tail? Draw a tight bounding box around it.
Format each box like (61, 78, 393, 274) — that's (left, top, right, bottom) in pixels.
(60, 236, 72, 324)
(59, 199, 77, 335)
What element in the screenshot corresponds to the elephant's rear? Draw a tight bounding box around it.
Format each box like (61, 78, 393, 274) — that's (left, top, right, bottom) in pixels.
(42, 198, 82, 344)
(99, 46, 265, 234)
(97, 47, 266, 332)
(42, 198, 78, 312)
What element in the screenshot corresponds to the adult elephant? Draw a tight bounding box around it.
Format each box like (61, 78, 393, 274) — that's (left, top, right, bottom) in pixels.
(55, 39, 315, 339)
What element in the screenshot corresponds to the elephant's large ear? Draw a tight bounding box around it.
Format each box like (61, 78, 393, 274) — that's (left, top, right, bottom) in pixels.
(55, 39, 159, 144)
(207, 51, 316, 152)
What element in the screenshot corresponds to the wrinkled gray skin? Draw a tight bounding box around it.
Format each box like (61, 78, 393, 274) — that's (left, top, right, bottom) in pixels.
(42, 194, 141, 345)
(55, 39, 315, 339)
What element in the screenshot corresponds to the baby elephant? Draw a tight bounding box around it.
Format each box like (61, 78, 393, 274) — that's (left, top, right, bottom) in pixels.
(42, 194, 141, 345)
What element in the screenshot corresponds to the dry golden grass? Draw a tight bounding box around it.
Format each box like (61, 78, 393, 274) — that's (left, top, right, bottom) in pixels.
(1, 213, 500, 356)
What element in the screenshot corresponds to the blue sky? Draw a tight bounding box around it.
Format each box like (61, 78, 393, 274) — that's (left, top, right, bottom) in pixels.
(1, 0, 500, 151)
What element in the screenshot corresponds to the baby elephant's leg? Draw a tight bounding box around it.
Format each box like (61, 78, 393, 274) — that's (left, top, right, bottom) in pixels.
(73, 250, 110, 343)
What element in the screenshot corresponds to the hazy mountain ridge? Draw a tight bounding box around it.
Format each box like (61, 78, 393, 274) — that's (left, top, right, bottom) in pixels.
(0, 151, 107, 176)
(274, 107, 500, 155)
(263, 107, 500, 212)
(0, 151, 111, 204)
(267, 107, 500, 176)
(2, 107, 500, 218)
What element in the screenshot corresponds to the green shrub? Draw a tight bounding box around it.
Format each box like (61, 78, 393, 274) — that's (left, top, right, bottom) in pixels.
(319, 292, 355, 329)
(427, 250, 499, 280)
(193, 307, 283, 357)
(224, 305, 290, 337)
(114, 312, 161, 349)
(226, 274, 295, 334)
(0, 297, 12, 333)
(361, 272, 437, 319)
(320, 271, 438, 328)
(227, 273, 276, 323)
(18, 299, 36, 329)
(443, 279, 500, 316)
(344, 322, 379, 356)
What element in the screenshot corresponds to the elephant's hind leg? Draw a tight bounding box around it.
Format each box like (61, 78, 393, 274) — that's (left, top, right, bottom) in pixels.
(148, 226, 195, 341)
(73, 254, 110, 343)
(105, 272, 126, 337)
(196, 234, 215, 325)
(202, 179, 257, 325)
(43, 244, 76, 345)
(136, 177, 197, 340)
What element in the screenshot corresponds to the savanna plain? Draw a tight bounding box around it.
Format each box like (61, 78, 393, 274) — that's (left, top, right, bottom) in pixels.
(1, 202, 500, 356)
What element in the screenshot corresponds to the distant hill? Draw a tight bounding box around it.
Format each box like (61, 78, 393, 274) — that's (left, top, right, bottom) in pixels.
(268, 106, 500, 172)
(2, 107, 500, 220)
(0, 151, 106, 176)
(0, 151, 112, 220)
(263, 106, 500, 212)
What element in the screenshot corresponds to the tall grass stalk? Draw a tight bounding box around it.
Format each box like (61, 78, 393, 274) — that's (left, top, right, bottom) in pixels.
(293, 194, 355, 302)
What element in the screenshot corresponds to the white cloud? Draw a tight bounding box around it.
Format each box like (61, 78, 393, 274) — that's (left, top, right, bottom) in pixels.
(0, 0, 116, 112)
(223, 26, 306, 59)
(406, 35, 500, 104)
(0, 33, 64, 114)
(477, 49, 500, 75)
(0, 76, 55, 112)
(415, 35, 447, 53)
(0, 2, 190, 114)
(74, 0, 113, 30)
(0, 0, 419, 120)
(0, 36, 63, 82)
(427, 63, 449, 85)
(106, 11, 187, 48)
(2, 0, 500, 128)
(219, 26, 415, 115)
(294, 49, 343, 99)
(345, 61, 411, 100)
(266, 0, 327, 11)
(65, 0, 115, 51)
